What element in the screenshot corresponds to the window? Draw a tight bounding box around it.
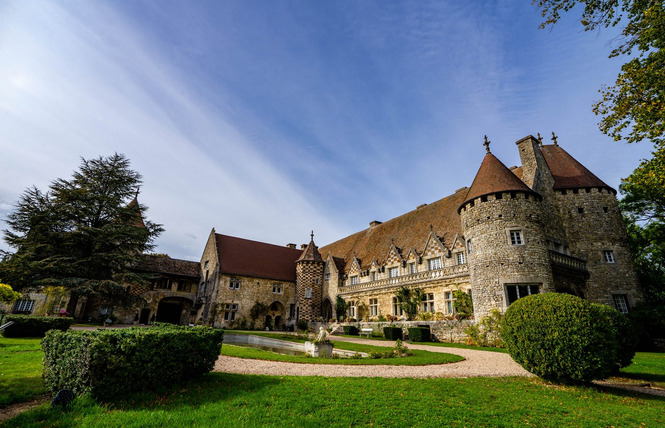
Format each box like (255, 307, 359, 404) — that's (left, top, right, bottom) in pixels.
(409, 263, 416, 274)
(324, 272, 331, 280)
(422, 293, 435, 312)
(444, 291, 455, 314)
(509, 230, 523, 246)
(272, 283, 282, 294)
(100, 306, 114, 316)
(604, 250, 615, 263)
(371, 271, 376, 281)
(506, 284, 539, 305)
(13, 299, 35, 313)
(428, 257, 442, 270)
(204, 260, 209, 269)
(369, 298, 378, 316)
(456, 252, 465, 265)
(230, 278, 241, 289)
(223, 303, 238, 321)
(392, 297, 403, 316)
(289, 304, 296, 317)
(348, 301, 356, 318)
(177, 280, 190, 292)
(350, 275, 359, 285)
(315, 278, 320, 285)
(613, 294, 629, 314)
(305, 288, 312, 299)
(155, 279, 170, 289)
(389, 267, 399, 278)
(467, 239, 473, 254)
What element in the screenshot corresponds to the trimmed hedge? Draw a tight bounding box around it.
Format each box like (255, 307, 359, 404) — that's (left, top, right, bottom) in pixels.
(594, 303, 637, 370)
(1, 315, 73, 338)
(407, 327, 430, 342)
(502, 293, 619, 384)
(42, 324, 224, 401)
(343, 325, 359, 335)
(383, 326, 403, 340)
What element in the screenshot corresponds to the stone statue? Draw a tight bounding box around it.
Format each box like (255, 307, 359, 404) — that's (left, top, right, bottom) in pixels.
(316, 326, 328, 343)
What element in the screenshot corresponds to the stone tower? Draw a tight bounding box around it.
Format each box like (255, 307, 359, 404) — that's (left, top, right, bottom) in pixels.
(295, 232, 325, 322)
(458, 137, 553, 318)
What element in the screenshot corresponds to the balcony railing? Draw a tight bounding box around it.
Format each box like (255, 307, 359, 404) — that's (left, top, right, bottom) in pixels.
(549, 251, 587, 272)
(339, 264, 469, 294)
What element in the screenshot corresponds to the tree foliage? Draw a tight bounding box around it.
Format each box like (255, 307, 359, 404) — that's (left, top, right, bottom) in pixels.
(0, 154, 162, 301)
(335, 296, 348, 321)
(396, 286, 424, 321)
(534, 0, 664, 144)
(0, 283, 21, 304)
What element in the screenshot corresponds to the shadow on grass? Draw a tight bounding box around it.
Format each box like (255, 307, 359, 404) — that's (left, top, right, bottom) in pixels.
(615, 372, 665, 384)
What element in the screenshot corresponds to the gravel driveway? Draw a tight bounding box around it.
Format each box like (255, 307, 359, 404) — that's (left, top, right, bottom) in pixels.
(214, 336, 532, 378)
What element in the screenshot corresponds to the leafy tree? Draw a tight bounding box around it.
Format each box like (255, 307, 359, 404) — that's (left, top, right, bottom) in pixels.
(0, 154, 162, 305)
(334, 296, 348, 321)
(620, 143, 665, 302)
(396, 286, 424, 320)
(0, 283, 21, 304)
(534, 0, 664, 144)
(452, 290, 474, 320)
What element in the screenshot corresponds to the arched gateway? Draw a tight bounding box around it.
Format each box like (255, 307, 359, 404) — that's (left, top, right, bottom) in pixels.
(156, 297, 193, 325)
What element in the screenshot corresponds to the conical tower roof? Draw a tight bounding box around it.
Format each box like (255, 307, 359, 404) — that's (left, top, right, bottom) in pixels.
(297, 231, 323, 262)
(459, 152, 538, 212)
(540, 144, 614, 193)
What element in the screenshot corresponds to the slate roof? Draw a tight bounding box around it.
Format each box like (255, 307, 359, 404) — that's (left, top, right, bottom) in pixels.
(460, 153, 538, 210)
(215, 234, 303, 282)
(134, 254, 200, 278)
(540, 145, 614, 193)
(318, 188, 468, 273)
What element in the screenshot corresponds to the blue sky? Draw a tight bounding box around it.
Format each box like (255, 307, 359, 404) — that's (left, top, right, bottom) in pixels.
(0, 1, 653, 261)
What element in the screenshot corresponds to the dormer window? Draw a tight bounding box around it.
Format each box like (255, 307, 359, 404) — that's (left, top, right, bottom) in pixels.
(409, 263, 416, 274)
(389, 267, 399, 278)
(428, 257, 442, 270)
(350, 275, 359, 285)
(371, 271, 376, 281)
(456, 252, 466, 265)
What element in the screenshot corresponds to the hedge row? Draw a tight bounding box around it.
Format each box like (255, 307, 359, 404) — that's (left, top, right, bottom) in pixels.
(1, 315, 73, 338)
(383, 326, 403, 340)
(42, 324, 224, 401)
(407, 327, 430, 342)
(343, 325, 359, 335)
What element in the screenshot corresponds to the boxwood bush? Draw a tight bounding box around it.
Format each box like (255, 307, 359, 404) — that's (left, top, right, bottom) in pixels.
(42, 324, 224, 401)
(343, 325, 359, 335)
(383, 326, 403, 340)
(502, 293, 619, 384)
(1, 315, 73, 338)
(407, 327, 430, 342)
(594, 303, 637, 370)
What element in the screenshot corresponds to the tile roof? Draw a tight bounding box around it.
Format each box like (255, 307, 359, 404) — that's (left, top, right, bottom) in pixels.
(540, 145, 614, 193)
(460, 153, 537, 210)
(133, 254, 200, 278)
(215, 234, 302, 282)
(297, 236, 323, 262)
(318, 188, 468, 273)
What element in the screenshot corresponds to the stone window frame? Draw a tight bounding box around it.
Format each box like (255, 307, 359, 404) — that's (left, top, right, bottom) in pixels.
(392, 296, 403, 316)
(603, 250, 616, 264)
(408, 262, 416, 274)
(427, 257, 442, 271)
(229, 278, 241, 290)
(444, 291, 455, 314)
(456, 252, 466, 265)
(388, 266, 399, 278)
(223, 303, 238, 321)
(421, 293, 435, 313)
(12, 299, 35, 313)
(508, 229, 524, 246)
(350, 275, 359, 285)
(369, 298, 378, 316)
(305, 288, 312, 299)
(505, 283, 539, 306)
(348, 301, 357, 318)
(272, 283, 283, 294)
(612, 294, 629, 314)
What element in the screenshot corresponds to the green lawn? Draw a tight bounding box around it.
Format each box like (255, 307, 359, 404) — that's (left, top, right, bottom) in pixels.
(614, 352, 665, 388)
(0, 337, 47, 407)
(4, 374, 665, 427)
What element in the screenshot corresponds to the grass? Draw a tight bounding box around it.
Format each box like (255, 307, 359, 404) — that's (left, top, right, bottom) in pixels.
(4, 374, 665, 427)
(614, 352, 665, 388)
(222, 343, 463, 365)
(0, 337, 47, 407)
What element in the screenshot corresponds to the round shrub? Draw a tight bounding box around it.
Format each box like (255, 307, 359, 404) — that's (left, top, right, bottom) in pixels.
(502, 293, 618, 384)
(593, 303, 636, 370)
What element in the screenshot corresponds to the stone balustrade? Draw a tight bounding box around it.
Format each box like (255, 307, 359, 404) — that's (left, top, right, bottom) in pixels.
(548, 250, 587, 272)
(339, 264, 469, 294)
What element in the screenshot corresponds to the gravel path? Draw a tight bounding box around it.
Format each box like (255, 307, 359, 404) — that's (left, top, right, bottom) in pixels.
(214, 336, 532, 378)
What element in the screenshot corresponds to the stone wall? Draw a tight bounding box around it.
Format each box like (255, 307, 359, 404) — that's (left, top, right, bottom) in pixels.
(332, 320, 474, 343)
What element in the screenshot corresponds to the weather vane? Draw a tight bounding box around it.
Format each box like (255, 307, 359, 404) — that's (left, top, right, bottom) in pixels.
(537, 133, 543, 146)
(551, 132, 558, 146)
(483, 135, 491, 153)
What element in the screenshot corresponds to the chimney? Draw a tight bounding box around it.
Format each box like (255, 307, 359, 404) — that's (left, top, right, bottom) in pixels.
(369, 220, 382, 228)
(300, 244, 307, 250)
(286, 243, 296, 249)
